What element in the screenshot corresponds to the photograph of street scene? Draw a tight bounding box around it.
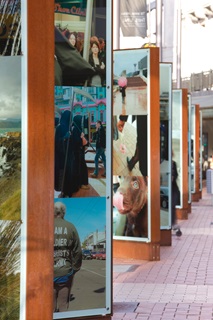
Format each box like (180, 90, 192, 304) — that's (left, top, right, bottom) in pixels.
(54, 197, 107, 314)
(55, 0, 106, 87)
(113, 49, 148, 116)
(54, 86, 107, 198)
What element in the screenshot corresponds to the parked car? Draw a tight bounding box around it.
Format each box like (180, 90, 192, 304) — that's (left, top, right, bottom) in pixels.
(95, 252, 106, 260)
(160, 187, 169, 209)
(90, 251, 98, 259)
(82, 249, 92, 260)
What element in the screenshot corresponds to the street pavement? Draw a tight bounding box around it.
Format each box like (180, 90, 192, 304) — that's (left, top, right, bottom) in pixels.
(112, 181, 213, 320)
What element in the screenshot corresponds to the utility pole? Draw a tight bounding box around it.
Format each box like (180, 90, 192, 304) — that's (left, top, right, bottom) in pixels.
(176, 0, 182, 88)
(156, 0, 162, 61)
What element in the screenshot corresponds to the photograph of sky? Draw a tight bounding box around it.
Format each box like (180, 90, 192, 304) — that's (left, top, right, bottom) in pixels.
(0, 57, 21, 120)
(54, 197, 107, 243)
(113, 49, 147, 76)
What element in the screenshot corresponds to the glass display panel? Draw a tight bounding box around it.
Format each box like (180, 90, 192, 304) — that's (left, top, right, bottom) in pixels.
(188, 94, 192, 203)
(160, 63, 172, 229)
(54, 1, 112, 318)
(172, 90, 182, 208)
(113, 48, 150, 242)
(191, 105, 195, 193)
(199, 111, 202, 191)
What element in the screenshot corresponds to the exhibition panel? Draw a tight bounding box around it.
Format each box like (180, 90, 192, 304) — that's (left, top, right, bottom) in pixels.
(159, 63, 172, 231)
(187, 94, 192, 212)
(113, 47, 161, 261)
(172, 89, 189, 220)
(54, 0, 112, 319)
(191, 104, 202, 202)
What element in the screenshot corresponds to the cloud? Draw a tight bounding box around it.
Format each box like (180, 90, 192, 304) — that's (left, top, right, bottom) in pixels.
(0, 56, 21, 119)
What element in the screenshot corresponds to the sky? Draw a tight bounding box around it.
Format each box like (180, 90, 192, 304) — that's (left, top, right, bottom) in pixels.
(0, 56, 21, 120)
(113, 49, 148, 77)
(54, 197, 107, 243)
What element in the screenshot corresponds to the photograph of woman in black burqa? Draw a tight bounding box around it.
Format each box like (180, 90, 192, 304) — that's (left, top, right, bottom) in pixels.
(55, 111, 88, 197)
(172, 155, 182, 236)
(72, 115, 89, 190)
(55, 110, 70, 194)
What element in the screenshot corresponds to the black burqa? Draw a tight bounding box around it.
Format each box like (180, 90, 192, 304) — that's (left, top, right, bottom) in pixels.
(55, 110, 70, 192)
(54, 111, 83, 197)
(171, 160, 180, 225)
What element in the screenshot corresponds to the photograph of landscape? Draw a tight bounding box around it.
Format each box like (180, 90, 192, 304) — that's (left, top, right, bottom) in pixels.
(0, 57, 21, 221)
(0, 56, 22, 320)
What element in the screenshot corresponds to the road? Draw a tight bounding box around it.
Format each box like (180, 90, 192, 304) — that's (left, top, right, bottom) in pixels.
(68, 259, 107, 311)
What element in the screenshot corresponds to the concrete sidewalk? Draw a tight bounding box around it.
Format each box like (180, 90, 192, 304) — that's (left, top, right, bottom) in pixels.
(112, 184, 213, 319)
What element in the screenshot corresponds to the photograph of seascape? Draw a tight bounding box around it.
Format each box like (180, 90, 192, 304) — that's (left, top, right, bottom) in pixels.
(0, 57, 21, 221)
(0, 55, 22, 319)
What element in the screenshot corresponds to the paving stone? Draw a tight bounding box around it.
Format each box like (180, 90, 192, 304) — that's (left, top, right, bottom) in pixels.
(112, 185, 213, 320)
